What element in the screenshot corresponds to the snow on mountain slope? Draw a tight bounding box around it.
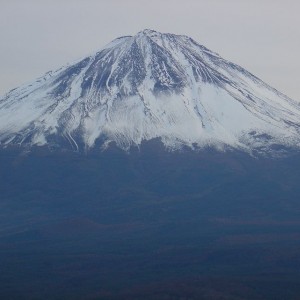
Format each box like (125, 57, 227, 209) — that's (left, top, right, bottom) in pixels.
(0, 29, 300, 153)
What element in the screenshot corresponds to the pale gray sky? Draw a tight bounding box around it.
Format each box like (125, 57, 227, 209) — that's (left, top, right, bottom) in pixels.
(0, 0, 299, 100)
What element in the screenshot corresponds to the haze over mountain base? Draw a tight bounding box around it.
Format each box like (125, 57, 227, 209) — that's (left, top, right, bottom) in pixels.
(1, 144, 300, 299)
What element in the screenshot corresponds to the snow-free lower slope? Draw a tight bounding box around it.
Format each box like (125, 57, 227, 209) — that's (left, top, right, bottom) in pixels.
(0, 29, 300, 153)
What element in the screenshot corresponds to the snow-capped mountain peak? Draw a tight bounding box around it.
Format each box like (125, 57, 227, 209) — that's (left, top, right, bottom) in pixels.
(0, 29, 300, 153)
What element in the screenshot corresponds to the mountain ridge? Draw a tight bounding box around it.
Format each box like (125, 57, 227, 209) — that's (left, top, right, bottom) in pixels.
(1, 29, 300, 154)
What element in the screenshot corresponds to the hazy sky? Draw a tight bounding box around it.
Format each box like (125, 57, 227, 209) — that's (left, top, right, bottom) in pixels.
(0, 0, 299, 101)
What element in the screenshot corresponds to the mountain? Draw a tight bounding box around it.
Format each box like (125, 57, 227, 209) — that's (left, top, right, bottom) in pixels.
(1, 30, 300, 299)
(0, 29, 299, 154)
